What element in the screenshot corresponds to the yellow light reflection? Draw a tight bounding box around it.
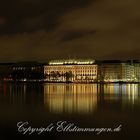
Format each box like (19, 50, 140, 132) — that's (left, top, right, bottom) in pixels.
(44, 84, 97, 114)
(124, 84, 138, 105)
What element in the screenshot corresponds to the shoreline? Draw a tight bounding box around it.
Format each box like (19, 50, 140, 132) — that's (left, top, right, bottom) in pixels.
(1, 80, 140, 84)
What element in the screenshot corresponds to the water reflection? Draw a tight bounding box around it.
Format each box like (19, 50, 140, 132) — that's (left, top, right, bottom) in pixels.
(0, 82, 140, 138)
(0, 82, 44, 106)
(121, 84, 139, 107)
(44, 83, 140, 114)
(0, 82, 140, 114)
(44, 84, 98, 114)
(102, 84, 139, 103)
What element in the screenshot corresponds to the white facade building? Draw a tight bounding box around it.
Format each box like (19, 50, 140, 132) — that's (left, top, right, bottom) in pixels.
(44, 59, 98, 83)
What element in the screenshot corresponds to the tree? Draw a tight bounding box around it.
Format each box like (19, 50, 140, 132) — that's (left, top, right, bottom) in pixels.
(49, 71, 61, 81)
(64, 71, 73, 82)
(50, 71, 57, 80)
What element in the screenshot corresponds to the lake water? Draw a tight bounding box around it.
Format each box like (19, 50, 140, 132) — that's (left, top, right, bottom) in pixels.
(0, 83, 140, 139)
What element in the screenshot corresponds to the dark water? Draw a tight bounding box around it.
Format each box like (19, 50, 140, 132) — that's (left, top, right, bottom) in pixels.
(0, 82, 140, 139)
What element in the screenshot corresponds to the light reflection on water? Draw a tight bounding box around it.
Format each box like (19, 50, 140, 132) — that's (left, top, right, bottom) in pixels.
(103, 84, 139, 104)
(44, 84, 98, 114)
(0, 83, 140, 138)
(44, 83, 140, 114)
(0, 83, 140, 114)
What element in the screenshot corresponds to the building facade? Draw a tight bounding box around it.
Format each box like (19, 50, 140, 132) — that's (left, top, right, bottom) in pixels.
(98, 60, 140, 82)
(0, 59, 139, 83)
(133, 63, 140, 81)
(11, 62, 44, 81)
(0, 63, 13, 81)
(44, 59, 98, 83)
(121, 63, 135, 82)
(98, 62, 122, 82)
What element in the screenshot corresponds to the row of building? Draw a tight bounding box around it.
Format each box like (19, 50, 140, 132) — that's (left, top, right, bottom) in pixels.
(0, 59, 140, 83)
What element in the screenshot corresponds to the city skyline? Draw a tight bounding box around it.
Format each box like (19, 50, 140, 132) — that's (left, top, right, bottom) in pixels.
(0, 59, 140, 83)
(0, 0, 140, 62)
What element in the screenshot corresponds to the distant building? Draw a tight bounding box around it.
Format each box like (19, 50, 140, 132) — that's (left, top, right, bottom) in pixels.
(98, 61, 123, 82)
(133, 62, 140, 82)
(0, 63, 13, 81)
(11, 62, 44, 81)
(121, 63, 135, 82)
(44, 59, 98, 83)
(98, 60, 137, 82)
(0, 59, 140, 83)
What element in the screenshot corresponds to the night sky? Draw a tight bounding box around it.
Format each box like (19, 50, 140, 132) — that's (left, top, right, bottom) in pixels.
(0, 0, 140, 62)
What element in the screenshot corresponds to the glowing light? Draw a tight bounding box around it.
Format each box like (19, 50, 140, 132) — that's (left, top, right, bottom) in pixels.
(44, 84, 98, 114)
(49, 59, 95, 65)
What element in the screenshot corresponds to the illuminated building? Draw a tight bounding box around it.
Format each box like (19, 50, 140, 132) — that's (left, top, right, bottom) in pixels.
(98, 61, 122, 82)
(0, 59, 140, 83)
(133, 63, 140, 81)
(44, 59, 98, 83)
(121, 63, 135, 82)
(98, 60, 137, 82)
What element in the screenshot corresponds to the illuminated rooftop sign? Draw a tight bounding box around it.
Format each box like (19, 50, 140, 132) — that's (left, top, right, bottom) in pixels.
(49, 59, 95, 65)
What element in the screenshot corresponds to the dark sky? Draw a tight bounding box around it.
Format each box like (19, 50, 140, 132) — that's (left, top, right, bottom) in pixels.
(0, 0, 140, 62)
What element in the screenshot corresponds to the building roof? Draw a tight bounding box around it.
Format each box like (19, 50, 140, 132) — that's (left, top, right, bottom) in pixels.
(48, 59, 95, 65)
